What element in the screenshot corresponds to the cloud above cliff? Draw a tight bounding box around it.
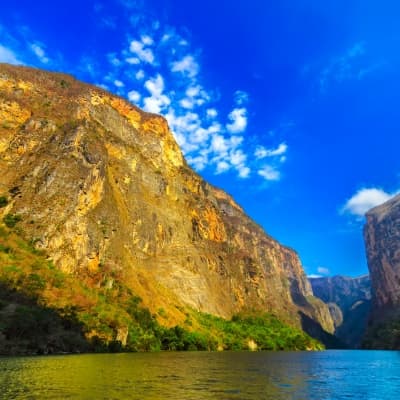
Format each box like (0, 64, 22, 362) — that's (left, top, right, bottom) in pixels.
(341, 187, 398, 217)
(0, 4, 290, 184)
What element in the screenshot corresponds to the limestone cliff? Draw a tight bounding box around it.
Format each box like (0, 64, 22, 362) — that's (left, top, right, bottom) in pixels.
(0, 64, 333, 337)
(309, 275, 371, 347)
(363, 194, 400, 348)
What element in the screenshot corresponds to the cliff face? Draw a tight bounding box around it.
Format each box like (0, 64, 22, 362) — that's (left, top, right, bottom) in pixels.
(0, 64, 333, 336)
(364, 194, 400, 310)
(363, 194, 400, 348)
(309, 275, 371, 347)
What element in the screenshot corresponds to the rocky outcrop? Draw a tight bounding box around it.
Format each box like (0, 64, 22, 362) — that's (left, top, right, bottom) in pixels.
(364, 194, 400, 310)
(0, 64, 333, 338)
(309, 275, 371, 347)
(363, 194, 400, 348)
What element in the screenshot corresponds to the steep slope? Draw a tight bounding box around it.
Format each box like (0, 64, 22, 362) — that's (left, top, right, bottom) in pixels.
(0, 64, 333, 343)
(0, 225, 323, 354)
(364, 194, 400, 349)
(309, 275, 371, 347)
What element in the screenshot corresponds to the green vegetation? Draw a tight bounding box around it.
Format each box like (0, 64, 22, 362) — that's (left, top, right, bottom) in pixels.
(194, 313, 323, 351)
(59, 79, 69, 88)
(363, 318, 400, 349)
(0, 224, 323, 355)
(3, 213, 22, 228)
(0, 196, 8, 208)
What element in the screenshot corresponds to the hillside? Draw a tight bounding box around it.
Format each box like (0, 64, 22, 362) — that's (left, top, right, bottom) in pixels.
(0, 64, 334, 350)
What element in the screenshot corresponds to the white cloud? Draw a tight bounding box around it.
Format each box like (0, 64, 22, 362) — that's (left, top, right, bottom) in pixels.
(135, 70, 145, 80)
(207, 108, 218, 118)
(254, 143, 287, 159)
(0, 44, 22, 65)
(234, 90, 249, 105)
(179, 98, 194, 109)
(186, 154, 208, 171)
(128, 90, 141, 103)
(143, 74, 171, 113)
(145, 74, 164, 96)
(226, 107, 247, 134)
(229, 149, 246, 167)
(210, 134, 229, 154)
(186, 85, 200, 97)
(129, 38, 154, 64)
(30, 43, 49, 63)
(95, 83, 109, 90)
(308, 274, 323, 279)
(141, 35, 154, 46)
(258, 165, 280, 181)
(216, 161, 230, 174)
(161, 33, 171, 43)
(317, 267, 330, 276)
(126, 57, 141, 65)
(237, 165, 251, 178)
(114, 79, 125, 88)
(171, 55, 199, 77)
(341, 188, 397, 217)
(108, 53, 121, 67)
(82, 17, 285, 182)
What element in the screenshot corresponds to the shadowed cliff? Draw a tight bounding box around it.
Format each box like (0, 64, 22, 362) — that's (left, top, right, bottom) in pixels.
(309, 275, 371, 348)
(364, 194, 400, 349)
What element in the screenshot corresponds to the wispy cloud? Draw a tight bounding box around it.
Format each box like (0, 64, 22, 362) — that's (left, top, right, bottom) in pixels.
(304, 41, 385, 93)
(341, 187, 398, 218)
(226, 107, 247, 134)
(171, 55, 199, 78)
(143, 74, 171, 114)
(254, 142, 288, 182)
(254, 143, 287, 159)
(317, 266, 330, 276)
(0, 44, 22, 64)
(0, 6, 290, 185)
(128, 36, 155, 64)
(257, 165, 280, 181)
(30, 43, 49, 64)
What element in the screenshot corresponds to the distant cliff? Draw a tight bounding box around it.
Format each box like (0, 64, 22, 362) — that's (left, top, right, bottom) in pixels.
(364, 194, 400, 349)
(309, 275, 371, 348)
(0, 64, 334, 348)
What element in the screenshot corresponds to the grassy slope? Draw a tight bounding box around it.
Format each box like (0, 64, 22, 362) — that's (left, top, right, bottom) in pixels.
(0, 218, 323, 355)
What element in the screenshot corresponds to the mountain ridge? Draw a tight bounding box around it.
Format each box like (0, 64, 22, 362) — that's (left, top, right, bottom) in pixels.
(309, 275, 371, 348)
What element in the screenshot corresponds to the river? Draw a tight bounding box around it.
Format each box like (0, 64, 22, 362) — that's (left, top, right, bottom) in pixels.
(0, 350, 399, 399)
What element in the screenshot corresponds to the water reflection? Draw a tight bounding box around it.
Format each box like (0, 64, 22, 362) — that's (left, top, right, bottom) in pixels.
(1, 351, 400, 399)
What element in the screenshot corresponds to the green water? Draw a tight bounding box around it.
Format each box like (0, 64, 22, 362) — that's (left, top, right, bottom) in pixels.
(1, 350, 399, 399)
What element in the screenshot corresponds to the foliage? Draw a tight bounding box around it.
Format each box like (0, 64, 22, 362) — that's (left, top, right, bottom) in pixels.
(0, 196, 8, 208)
(3, 213, 22, 228)
(0, 224, 323, 355)
(192, 312, 323, 351)
(363, 317, 400, 349)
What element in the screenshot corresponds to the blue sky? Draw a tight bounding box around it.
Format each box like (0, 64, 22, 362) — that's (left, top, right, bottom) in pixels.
(1, 0, 399, 277)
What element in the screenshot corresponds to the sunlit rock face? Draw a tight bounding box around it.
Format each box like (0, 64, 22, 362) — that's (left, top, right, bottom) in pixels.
(309, 275, 371, 348)
(0, 64, 333, 334)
